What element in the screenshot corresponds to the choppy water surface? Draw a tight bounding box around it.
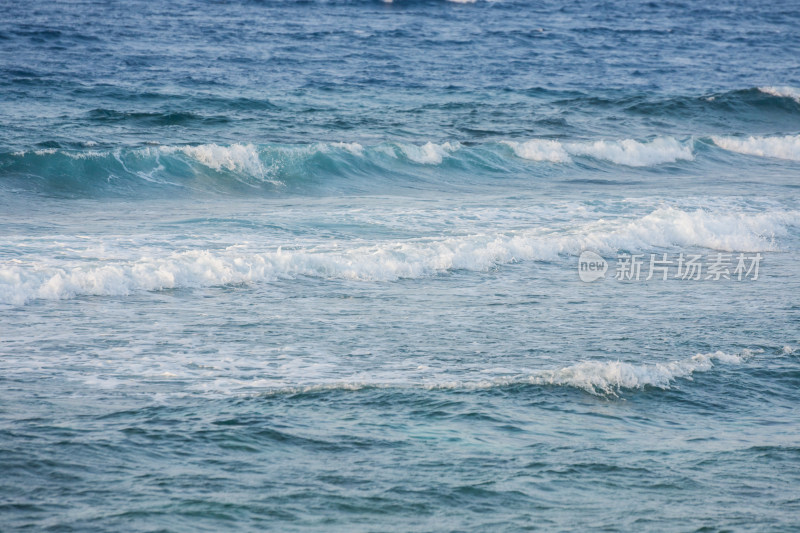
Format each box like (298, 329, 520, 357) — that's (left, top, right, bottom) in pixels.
(1, 0, 800, 531)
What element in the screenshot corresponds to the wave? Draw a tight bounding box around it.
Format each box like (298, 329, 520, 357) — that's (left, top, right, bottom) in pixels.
(712, 134, 800, 162)
(0, 136, 698, 196)
(233, 350, 754, 398)
(159, 143, 281, 184)
(503, 137, 693, 166)
(501, 139, 571, 163)
(85, 108, 230, 126)
(5, 128, 800, 197)
(383, 0, 482, 3)
(395, 141, 461, 164)
(2, 207, 795, 305)
(551, 87, 800, 125)
(503, 350, 751, 395)
(758, 86, 800, 104)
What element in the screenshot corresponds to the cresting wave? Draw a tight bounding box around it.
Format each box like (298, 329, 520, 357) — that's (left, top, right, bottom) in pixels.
(1, 136, 706, 195)
(237, 350, 754, 398)
(502, 137, 694, 166)
(712, 134, 800, 162)
(1, 207, 796, 305)
(7, 132, 800, 196)
(758, 86, 800, 104)
(6, 137, 696, 175)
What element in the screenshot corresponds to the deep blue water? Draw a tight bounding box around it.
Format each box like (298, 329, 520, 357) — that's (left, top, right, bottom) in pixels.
(1, 1, 800, 531)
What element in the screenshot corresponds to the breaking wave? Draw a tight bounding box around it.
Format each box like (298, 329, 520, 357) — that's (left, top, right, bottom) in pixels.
(497, 349, 752, 395)
(758, 86, 800, 104)
(1, 207, 795, 305)
(395, 141, 461, 164)
(712, 134, 800, 162)
(501, 139, 571, 163)
(4, 127, 800, 197)
(223, 350, 754, 398)
(503, 137, 694, 166)
(1, 136, 701, 196)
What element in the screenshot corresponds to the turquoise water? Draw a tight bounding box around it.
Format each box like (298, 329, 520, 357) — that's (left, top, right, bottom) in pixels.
(2, 0, 800, 531)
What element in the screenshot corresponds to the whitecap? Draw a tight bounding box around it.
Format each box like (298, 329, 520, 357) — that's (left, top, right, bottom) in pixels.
(504, 137, 694, 166)
(758, 86, 800, 103)
(712, 134, 800, 162)
(566, 137, 694, 166)
(169, 143, 266, 176)
(329, 142, 365, 156)
(398, 141, 461, 164)
(502, 139, 571, 163)
(1, 207, 795, 305)
(240, 349, 753, 398)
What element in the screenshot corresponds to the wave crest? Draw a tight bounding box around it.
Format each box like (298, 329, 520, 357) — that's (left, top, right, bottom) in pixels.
(165, 143, 273, 181)
(712, 134, 800, 162)
(397, 141, 461, 164)
(512, 350, 750, 395)
(247, 350, 753, 398)
(502, 139, 571, 162)
(504, 137, 694, 166)
(1, 207, 794, 305)
(758, 86, 800, 104)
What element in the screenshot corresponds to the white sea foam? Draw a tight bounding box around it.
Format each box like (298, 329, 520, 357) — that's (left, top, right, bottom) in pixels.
(5, 137, 698, 169)
(12, 148, 110, 159)
(9, 148, 58, 156)
(504, 137, 694, 166)
(398, 141, 461, 164)
(328, 142, 365, 156)
(1, 207, 795, 305)
(712, 134, 800, 162)
(505, 350, 750, 395)
(758, 86, 800, 103)
(165, 143, 272, 179)
(242, 350, 752, 397)
(567, 137, 694, 166)
(502, 139, 571, 162)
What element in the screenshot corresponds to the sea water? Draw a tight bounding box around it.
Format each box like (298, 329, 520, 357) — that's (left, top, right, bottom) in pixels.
(1, 0, 799, 530)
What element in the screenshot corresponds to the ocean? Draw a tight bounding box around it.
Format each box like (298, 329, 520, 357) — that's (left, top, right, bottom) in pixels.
(1, 0, 799, 530)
